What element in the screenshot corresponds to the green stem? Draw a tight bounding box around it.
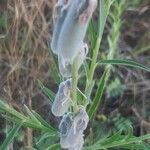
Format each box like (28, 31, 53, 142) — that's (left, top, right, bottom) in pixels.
(71, 58, 78, 111)
(84, 0, 111, 104)
(84, 37, 101, 105)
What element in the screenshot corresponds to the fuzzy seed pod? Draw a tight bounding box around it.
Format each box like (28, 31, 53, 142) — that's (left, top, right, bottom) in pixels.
(59, 113, 73, 148)
(65, 107, 89, 147)
(58, 0, 97, 61)
(51, 0, 72, 54)
(58, 42, 88, 77)
(68, 134, 84, 150)
(51, 78, 72, 116)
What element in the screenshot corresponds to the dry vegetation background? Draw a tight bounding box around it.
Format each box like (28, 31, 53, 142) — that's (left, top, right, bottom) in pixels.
(0, 0, 150, 149)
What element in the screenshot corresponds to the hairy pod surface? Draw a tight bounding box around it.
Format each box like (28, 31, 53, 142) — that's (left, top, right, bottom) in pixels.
(65, 107, 89, 147)
(58, 0, 97, 61)
(51, 0, 72, 54)
(51, 78, 72, 116)
(58, 42, 88, 77)
(59, 113, 73, 148)
(68, 134, 84, 150)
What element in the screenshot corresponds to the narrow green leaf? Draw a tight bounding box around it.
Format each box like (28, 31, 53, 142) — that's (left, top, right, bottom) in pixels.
(0, 100, 57, 134)
(99, 0, 114, 38)
(85, 0, 114, 108)
(0, 123, 22, 150)
(46, 143, 61, 150)
(36, 133, 56, 147)
(32, 110, 57, 132)
(99, 59, 150, 72)
(88, 68, 110, 119)
(85, 134, 150, 150)
(88, 20, 97, 50)
(24, 105, 41, 125)
(38, 80, 55, 102)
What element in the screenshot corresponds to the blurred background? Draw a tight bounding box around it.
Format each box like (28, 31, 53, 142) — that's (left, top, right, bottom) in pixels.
(0, 0, 150, 149)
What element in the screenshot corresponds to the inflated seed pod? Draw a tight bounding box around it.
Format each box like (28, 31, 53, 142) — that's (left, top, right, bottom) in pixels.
(58, 43, 88, 77)
(66, 107, 89, 147)
(51, 0, 72, 54)
(58, 0, 97, 61)
(59, 113, 73, 148)
(68, 134, 84, 150)
(51, 78, 72, 116)
(59, 113, 72, 136)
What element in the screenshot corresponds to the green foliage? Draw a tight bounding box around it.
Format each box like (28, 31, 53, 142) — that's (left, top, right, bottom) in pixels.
(85, 124, 150, 150)
(88, 69, 110, 118)
(0, 100, 57, 134)
(99, 59, 150, 72)
(107, 78, 125, 98)
(35, 133, 59, 149)
(0, 13, 7, 29)
(0, 123, 22, 150)
(88, 0, 125, 119)
(112, 115, 132, 133)
(129, 0, 142, 6)
(38, 80, 55, 102)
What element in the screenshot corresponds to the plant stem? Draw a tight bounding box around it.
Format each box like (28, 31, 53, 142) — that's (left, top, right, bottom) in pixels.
(84, 37, 101, 105)
(71, 58, 78, 111)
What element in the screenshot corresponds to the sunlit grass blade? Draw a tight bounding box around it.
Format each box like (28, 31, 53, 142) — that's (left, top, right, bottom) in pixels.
(99, 59, 150, 72)
(24, 105, 41, 125)
(32, 110, 57, 132)
(38, 80, 55, 102)
(88, 68, 110, 119)
(0, 99, 57, 134)
(36, 133, 57, 147)
(85, 0, 114, 103)
(46, 143, 61, 150)
(99, 0, 114, 38)
(0, 123, 22, 150)
(84, 133, 150, 150)
(88, 20, 97, 50)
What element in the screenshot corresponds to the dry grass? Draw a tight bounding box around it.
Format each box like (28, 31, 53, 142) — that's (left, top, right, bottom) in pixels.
(0, 0, 56, 147)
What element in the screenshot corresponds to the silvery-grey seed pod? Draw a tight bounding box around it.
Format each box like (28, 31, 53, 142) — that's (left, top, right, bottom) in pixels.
(51, 78, 72, 116)
(58, 43, 88, 77)
(59, 113, 72, 136)
(59, 113, 73, 148)
(68, 134, 84, 150)
(73, 107, 89, 132)
(65, 107, 89, 146)
(58, 56, 72, 78)
(58, 0, 97, 61)
(51, 0, 72, 54)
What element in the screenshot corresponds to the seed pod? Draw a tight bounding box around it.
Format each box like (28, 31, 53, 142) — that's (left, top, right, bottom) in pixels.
(68, 134, 84, 150)
(51, 78, 72, 116)
(66, 107, 89, 147)
(58, 0, 97, 61)
(58, 43, 88, 77)
(59, 113, 72, 136)
(59, 113, 73, 148)
(51, 0, 72, 54)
